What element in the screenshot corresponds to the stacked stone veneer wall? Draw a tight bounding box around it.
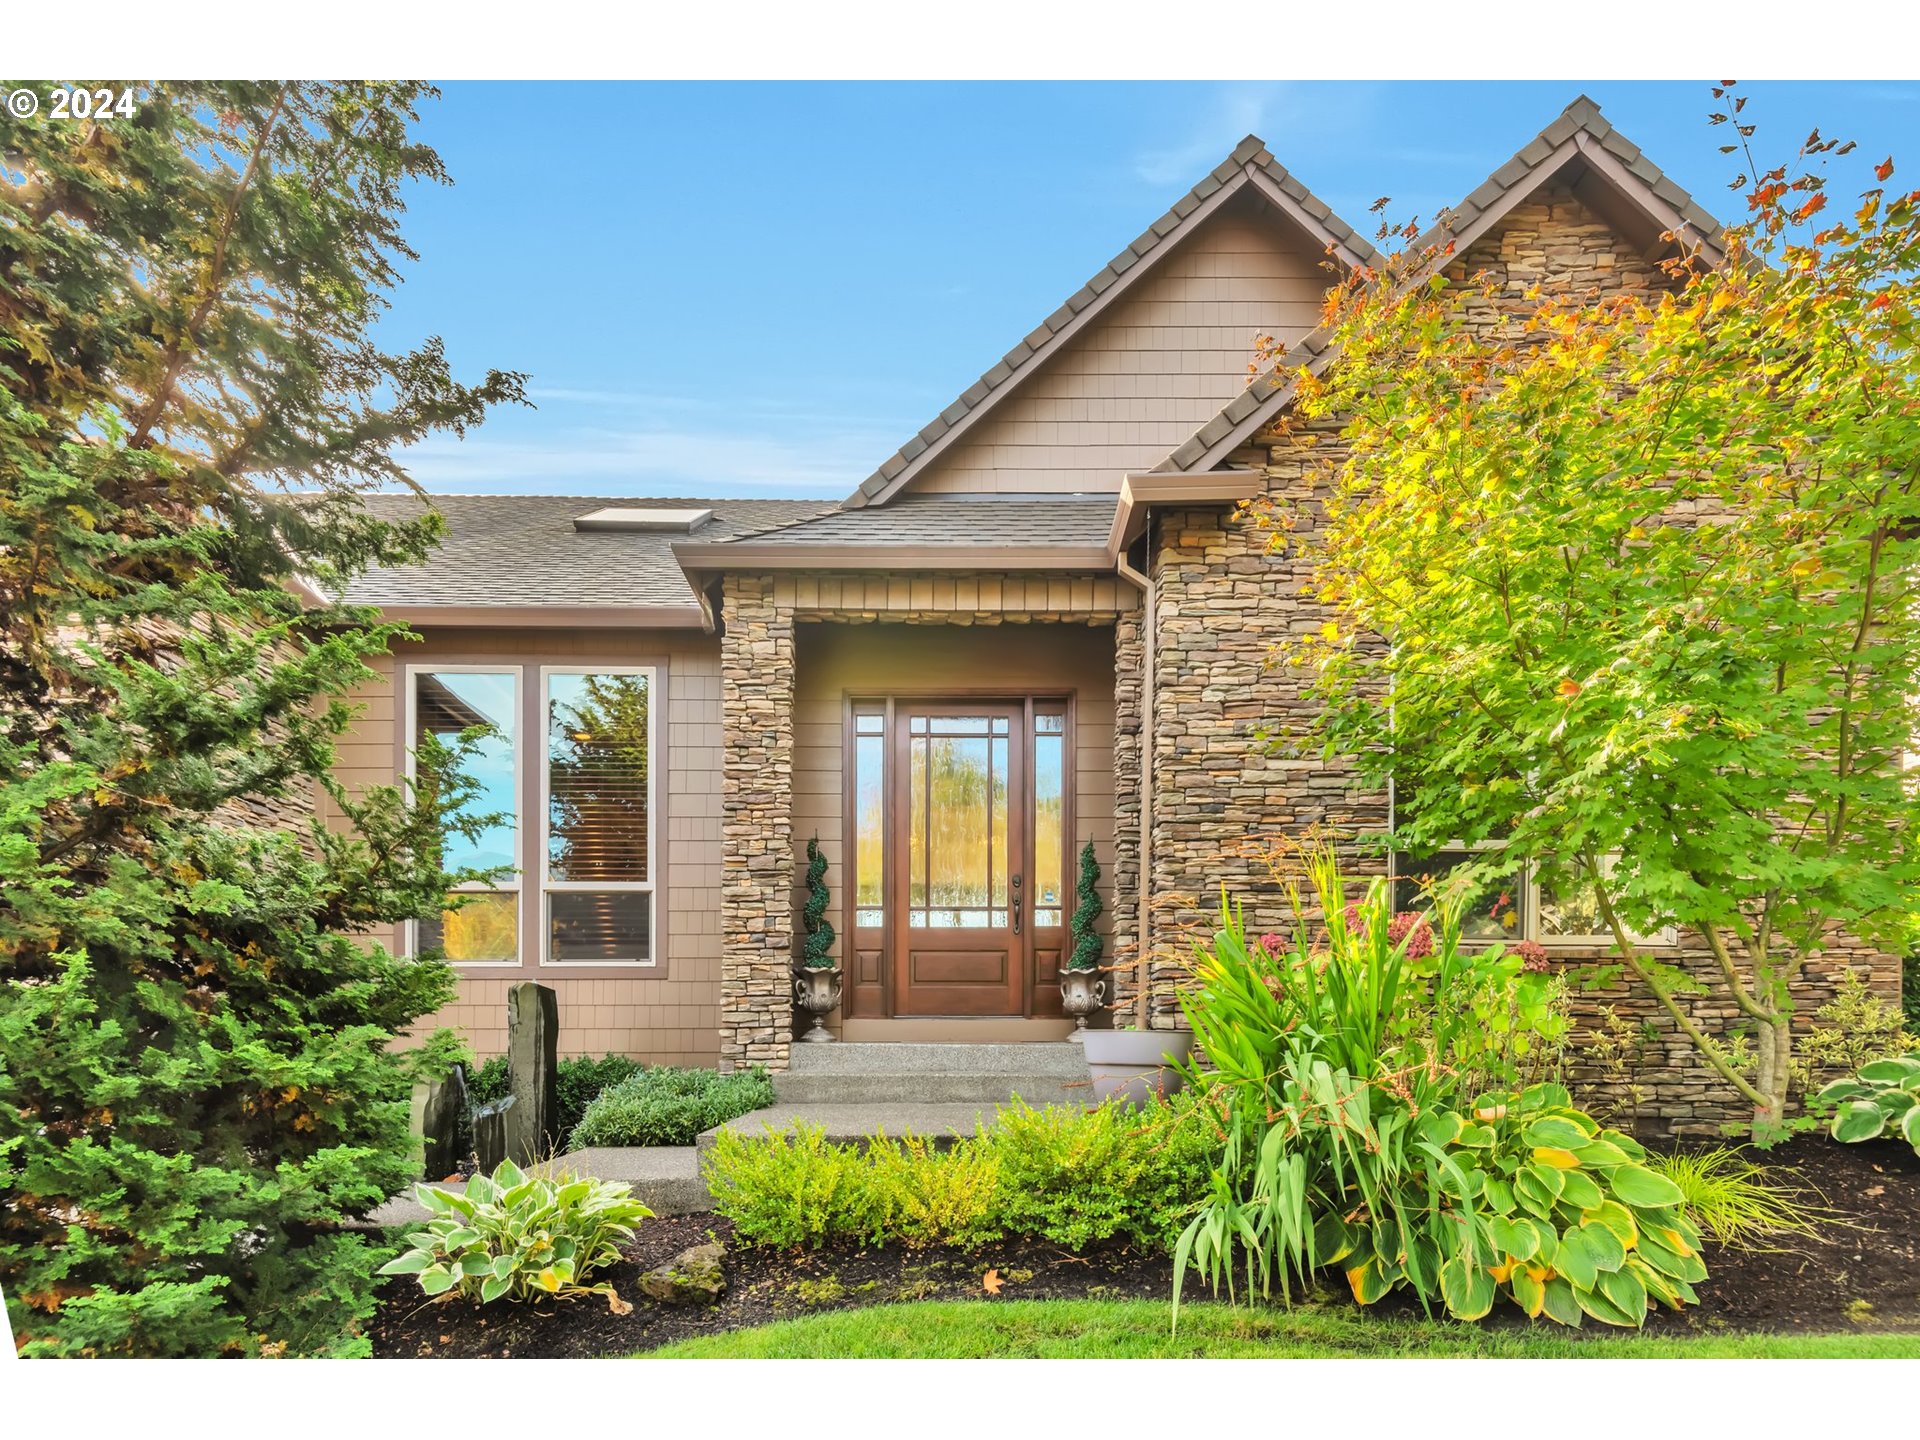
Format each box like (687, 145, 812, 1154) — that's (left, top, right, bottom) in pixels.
(720, 574, 799, 1071)
(1108, 604, 1145, 1016)
(1140, 183, 1906, 1136)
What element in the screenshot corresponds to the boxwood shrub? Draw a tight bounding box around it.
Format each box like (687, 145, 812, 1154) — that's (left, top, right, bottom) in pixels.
(568, 1065, 774, 1149)
(702, 1095, 1218, 1253)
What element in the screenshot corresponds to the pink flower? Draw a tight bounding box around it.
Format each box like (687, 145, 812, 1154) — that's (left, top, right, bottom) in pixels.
(1515, 940, 1550, 973)
(1386, 911, 1434, 961)
(1257, 932, 1284, 957)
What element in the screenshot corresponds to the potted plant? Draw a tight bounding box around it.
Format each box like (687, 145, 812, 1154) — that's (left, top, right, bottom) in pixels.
(793, 835, 841, 1042)
(1082, 870, 1194, 1101)
(1083, 1024, 1194, 1105)
(1059, 840, 1107, 1041)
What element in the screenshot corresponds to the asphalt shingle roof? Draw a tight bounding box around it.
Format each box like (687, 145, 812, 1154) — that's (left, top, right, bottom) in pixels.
(337, 494, 837, 609)
(719, 494, 1118, 549)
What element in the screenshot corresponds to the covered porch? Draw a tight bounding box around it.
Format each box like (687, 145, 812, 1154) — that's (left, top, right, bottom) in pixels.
(705, 567, 1144, 1070)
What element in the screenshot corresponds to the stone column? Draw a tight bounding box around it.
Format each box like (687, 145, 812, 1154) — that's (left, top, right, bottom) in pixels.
(1109, 602, 1145, 1019)
(719, 574, 797, 1071)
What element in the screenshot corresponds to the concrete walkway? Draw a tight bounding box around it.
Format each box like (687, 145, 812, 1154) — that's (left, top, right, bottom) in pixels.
(364, 1145, 710, 1226)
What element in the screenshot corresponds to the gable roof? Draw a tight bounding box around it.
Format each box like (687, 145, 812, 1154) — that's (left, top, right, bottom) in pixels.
(337, 493, 836, 623)
(1156, 95, 1728, 475)
(675, 494, 1119, 575)
(843, 134, 1380, 510)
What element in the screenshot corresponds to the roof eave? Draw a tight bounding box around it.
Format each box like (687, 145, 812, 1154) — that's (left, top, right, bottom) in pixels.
(1107, 471, 1265, 555)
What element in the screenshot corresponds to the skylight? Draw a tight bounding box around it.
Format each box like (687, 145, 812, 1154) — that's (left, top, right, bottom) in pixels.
(572, 507, 714, 533)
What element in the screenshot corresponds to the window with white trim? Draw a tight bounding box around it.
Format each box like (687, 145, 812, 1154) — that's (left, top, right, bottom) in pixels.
(1391, 845, 1675, 947)
(410, 666, 521, 964)
(541, 667, 656, 964)
(405, 663, 660, 967)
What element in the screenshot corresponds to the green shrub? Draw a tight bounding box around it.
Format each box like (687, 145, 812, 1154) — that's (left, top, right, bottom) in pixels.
(703, 1099, 1221, 1254)
(570, 1066, 774, 1150)
(468, 1052, 646, 1151)
(864, 1133, 1002, 1249)
(1646, 1147, 1826, 1249)
(990, 1097, 1215, 1251)
(702, 1123, 876, 1248)
(1815, 1052, 1920, 1157)
(379, 1158, 651, 1307)
(1790, 970, 1917, 1099)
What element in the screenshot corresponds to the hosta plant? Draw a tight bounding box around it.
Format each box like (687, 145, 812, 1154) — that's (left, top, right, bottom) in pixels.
(1815, 1053, 1920, 1156)
(1373, 1082, 1710, 1327)
(378, 1159, 652, 1310)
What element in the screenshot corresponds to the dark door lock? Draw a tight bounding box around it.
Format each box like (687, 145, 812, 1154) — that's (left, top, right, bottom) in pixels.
(1012, 874, 1022, 935)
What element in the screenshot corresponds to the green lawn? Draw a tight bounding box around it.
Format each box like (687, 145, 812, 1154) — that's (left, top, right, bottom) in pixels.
(641, 1299, 1920, 1359)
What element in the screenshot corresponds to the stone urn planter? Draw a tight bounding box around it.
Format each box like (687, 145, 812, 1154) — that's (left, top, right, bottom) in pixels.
(1058, 968, 1106, 1042)
(793, 965, 843, 1043)
(1081, 1028, 1194, 1106)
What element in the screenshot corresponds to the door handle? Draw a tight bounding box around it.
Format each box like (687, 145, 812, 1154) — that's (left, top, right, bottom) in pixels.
(1012, 874, 1022, 935)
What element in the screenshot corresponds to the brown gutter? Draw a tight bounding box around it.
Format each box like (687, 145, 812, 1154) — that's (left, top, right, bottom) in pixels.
(368, 603, 709, 629)
(1107, 471, 1263, 557)
(1112, 524, 1156, 1029)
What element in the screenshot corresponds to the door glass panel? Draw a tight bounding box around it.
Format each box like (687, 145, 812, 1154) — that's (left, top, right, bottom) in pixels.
(1034, 729, 1064, 927)
(908, 716, 1010, 928)
(855, 732, 884, 927)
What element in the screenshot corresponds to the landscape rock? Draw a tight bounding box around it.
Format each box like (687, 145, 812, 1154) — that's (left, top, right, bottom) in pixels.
(639, 1241, 726, 1306)
(507, 981, 559, 1163)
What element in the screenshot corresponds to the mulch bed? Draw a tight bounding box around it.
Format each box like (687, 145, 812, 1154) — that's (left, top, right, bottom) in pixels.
(367, 1134, 1920, 1358)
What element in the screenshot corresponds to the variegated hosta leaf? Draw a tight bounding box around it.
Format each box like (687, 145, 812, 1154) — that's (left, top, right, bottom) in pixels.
(1831, 1099, 1889, 1143)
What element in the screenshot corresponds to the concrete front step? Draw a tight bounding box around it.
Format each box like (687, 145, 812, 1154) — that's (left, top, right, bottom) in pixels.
(785, 1041, 1090, 1076)
(774, 1071, 1092, 1105)
(698, 1101, 1012, 1154)
(774, 1041, 1094, 1107)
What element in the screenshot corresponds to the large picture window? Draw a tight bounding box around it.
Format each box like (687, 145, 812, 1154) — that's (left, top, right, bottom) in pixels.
(542, 668, 655, 964)
(410, 666, 521, 964)
(406, 662, 660, 968)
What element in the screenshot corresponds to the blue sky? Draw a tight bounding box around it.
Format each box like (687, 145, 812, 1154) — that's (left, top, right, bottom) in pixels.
(382, 81, 1920, 501)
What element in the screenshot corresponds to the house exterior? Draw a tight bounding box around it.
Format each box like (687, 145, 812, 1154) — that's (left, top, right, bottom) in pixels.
(330, 97, 1903, 1137)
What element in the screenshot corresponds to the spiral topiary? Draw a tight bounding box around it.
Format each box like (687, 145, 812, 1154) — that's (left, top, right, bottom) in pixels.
(1068, 839, 1103, 971)
(802, 833, 837, 969)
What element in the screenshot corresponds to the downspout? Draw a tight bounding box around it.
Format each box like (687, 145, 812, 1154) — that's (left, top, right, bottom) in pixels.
(1113, 512, 1154, 1030)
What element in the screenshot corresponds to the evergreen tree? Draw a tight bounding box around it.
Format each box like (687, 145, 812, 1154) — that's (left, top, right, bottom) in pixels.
(1068, 840, 1103, 971)
(0, 83, 524, 1356)
(802, 834, 836, 968)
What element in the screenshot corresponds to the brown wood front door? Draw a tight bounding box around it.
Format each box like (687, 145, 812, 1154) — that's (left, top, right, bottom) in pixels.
(889, 702, 1027, 1016)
